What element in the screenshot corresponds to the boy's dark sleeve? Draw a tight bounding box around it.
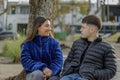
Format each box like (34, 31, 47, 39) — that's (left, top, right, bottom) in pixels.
(94, 46, 117, 80)
(61, 42, 75, 76)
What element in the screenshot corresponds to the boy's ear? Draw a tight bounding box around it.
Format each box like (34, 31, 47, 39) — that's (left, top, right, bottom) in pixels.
(90, 27, 96, 33)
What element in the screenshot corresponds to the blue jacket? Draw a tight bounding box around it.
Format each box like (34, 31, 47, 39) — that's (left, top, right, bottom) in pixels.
(21, 34, 63, 76)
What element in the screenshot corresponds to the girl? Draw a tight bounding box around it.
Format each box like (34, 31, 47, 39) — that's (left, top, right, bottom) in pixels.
(21, 16, 63, 80)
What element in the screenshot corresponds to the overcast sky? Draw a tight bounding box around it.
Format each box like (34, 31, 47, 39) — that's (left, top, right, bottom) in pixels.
(8, 0, 23, 1)
(8, 0, 119, 4)
(61, 0, 118, 4)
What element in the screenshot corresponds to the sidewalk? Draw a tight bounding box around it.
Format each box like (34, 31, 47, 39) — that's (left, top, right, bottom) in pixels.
(0, 63, 23, 80)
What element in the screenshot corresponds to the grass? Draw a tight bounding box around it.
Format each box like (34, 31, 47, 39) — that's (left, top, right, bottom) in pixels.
(0, 37, 25, 63)
(68, 32, 120, 42)
(103, 32, 120, 42)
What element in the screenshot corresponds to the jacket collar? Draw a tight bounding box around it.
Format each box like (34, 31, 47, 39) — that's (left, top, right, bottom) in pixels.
(34, 34, 49, 43)
(81, 37, 102, 43)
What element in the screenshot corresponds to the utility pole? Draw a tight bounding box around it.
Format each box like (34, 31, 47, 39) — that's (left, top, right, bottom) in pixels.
(107, 0, 109, 22)
(3, 0, 8, 31)
(70, 0, 74, 34)
(88, 0, 91, 13)
(101, 0, 106, 22)
(71, 0, 74, 26)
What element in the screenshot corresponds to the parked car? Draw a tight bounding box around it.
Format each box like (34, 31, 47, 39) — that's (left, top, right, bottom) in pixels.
(0, 31, 19, 40)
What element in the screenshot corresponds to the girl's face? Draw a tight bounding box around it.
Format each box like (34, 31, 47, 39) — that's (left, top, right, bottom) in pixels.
(38, 20, 52, 36)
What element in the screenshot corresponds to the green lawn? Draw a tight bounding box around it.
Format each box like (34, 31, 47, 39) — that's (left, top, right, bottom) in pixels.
(104, 32, 120, 42)
(0, 37, 25, 63)
(67, 32, 120, 42)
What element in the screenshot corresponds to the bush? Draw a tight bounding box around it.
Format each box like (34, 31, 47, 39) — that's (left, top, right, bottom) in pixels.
(104, 32, 120, 42)
(117, 37, 120, 43)
(1, 37, 24, 63)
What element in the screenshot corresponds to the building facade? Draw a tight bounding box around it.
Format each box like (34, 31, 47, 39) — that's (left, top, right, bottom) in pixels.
(0, 0, 120, 34)
(0, 0, 92, 34)
(0, 0, 29, 34)
(7, 1, 29, 34)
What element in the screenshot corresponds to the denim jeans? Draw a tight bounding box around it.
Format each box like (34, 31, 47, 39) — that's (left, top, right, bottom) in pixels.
(26, 70, 44, 80)
(26, 70, 59, 80)
(60, 73, 87, 80)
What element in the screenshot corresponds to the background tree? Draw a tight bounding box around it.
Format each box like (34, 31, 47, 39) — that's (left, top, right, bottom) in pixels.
(5, 0, 56, 80)
(0, 0, 8, 15)
(27, 0, 56, 37)
(0, 8, 8, 15)
(55, 0, 89, 37)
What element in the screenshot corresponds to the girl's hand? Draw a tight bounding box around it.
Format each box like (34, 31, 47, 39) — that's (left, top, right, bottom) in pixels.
(43, 67, 52, 78)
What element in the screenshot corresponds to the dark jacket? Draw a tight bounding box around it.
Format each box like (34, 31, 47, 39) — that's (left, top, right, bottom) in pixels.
(21, 34, 63, 76)
(61, 38, 116, 80)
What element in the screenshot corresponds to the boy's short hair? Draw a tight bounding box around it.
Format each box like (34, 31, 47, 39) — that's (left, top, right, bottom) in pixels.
(82, 15, 102, 30)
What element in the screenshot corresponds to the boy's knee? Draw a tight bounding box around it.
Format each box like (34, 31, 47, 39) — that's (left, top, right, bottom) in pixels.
(48, 76, 60, 80)
(60, 76, 69, 80)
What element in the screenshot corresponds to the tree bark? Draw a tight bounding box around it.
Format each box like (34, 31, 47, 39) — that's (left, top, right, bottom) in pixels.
(27, 0, 56, 37)
(5, 0, 56, 80)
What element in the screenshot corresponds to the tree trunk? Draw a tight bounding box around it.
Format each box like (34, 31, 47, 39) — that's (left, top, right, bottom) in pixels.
(5, 0, 56, 80)
(27, 0, 56, 37)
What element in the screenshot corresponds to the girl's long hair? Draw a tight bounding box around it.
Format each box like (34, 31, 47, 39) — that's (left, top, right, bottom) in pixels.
(21, 16, 47, 46)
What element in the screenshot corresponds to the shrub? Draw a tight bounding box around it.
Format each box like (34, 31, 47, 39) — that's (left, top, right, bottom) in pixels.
(2, 37, 24, 63)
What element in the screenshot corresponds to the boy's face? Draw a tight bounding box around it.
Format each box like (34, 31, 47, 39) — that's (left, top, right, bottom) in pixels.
(80, 23, 91, 38)
(80, 23, 97, 38)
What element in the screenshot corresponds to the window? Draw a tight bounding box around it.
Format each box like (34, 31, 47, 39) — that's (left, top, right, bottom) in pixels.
(20, 6, 29, 14)
(11, 6, 16, 14)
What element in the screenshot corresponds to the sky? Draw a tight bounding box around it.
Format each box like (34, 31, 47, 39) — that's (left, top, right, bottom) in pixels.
(8, 0, 119, 4)
(60, 0, 119, 4)
(100, 0, 119, 4)
(8, 0, 29, 2)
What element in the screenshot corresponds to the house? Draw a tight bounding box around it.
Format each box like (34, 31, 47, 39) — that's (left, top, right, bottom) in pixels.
(0, 0, 29, 34)
(0, 0, 120, 34)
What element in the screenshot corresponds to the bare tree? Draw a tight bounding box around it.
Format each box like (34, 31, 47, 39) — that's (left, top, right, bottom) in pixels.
(0, 0, 8, 15)
(95, 0, 101, 14)
(5, 0, 56, 80)
(0, 8, 8, 15)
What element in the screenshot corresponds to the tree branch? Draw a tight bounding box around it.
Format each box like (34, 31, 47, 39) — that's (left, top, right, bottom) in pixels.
(0, 9, 7, 15)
